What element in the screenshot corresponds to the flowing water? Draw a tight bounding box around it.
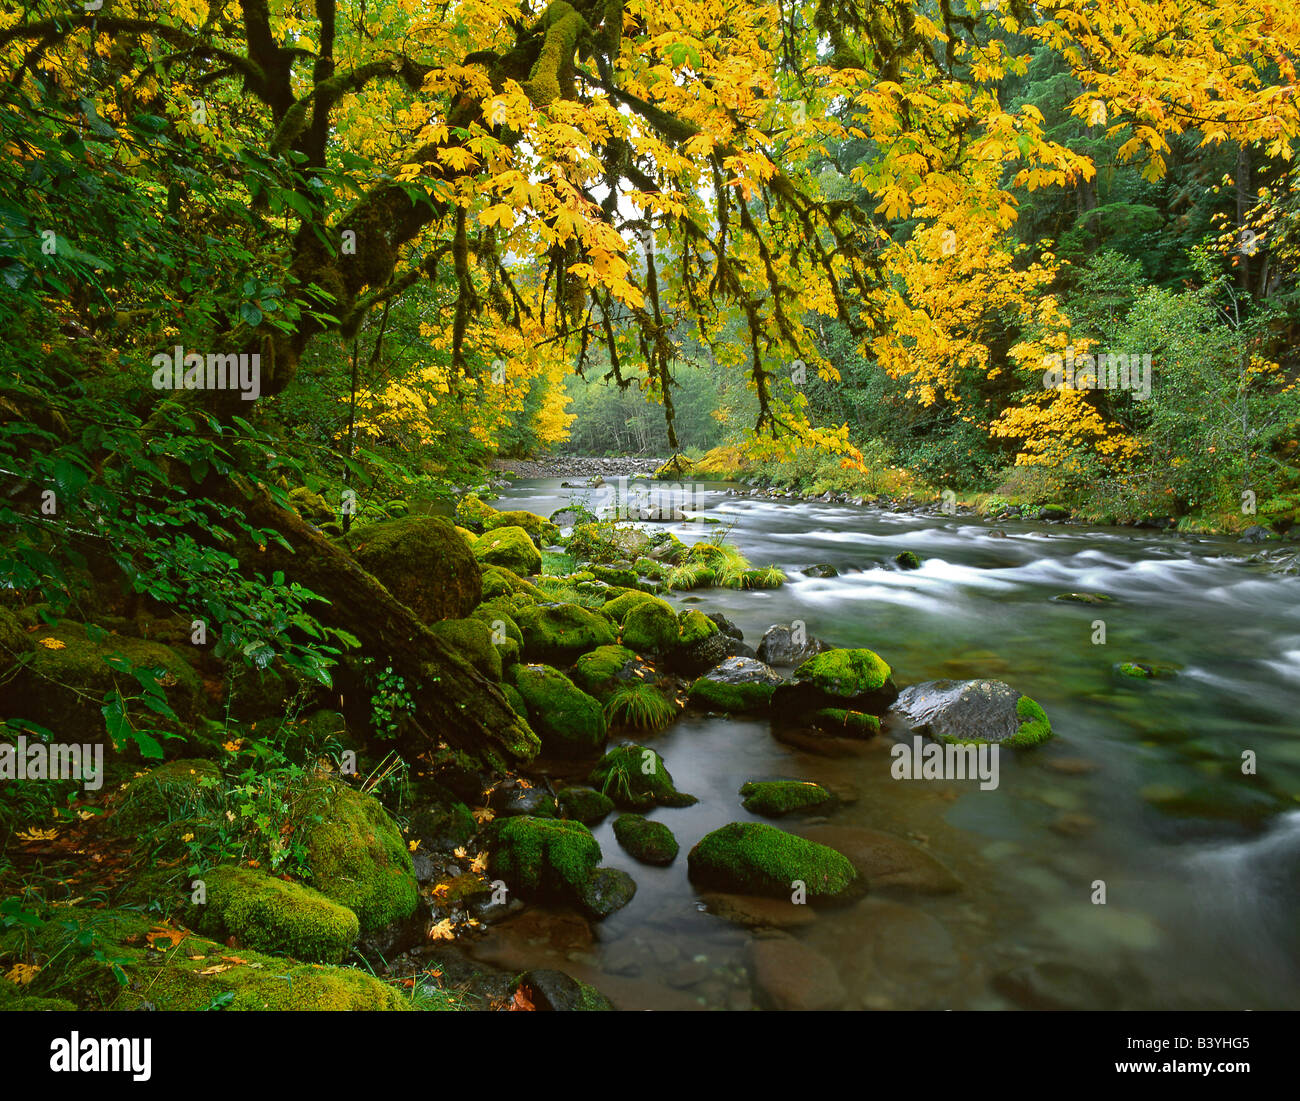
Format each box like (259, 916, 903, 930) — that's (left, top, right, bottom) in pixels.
(465, 476, 1300, 1010)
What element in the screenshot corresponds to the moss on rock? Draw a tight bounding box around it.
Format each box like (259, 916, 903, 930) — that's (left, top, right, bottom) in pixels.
(349, 515, 482, 622)
(1009, 695, 1053, 747)
(811, 708, 881, 738)
(739, 780, 834, 817)
(557, 785, 615, 824)
(189, 865, 359, 964)
(571, 644, 638, 701)
(487, 816, 601, 901)
(480, 564, 546, 601)
(588, 745, 697, 810)
(473, 525, 543, 576)
(509, 663, 607, 757)
(513, 602, 616, 664)
(429, 617, 504, 681)
(612, 813, 678, 865)
(686, 821, 859, 902)
(486, 510, 561, 546)
(621, 597, 680, 656)
(114, 758, 224, 832)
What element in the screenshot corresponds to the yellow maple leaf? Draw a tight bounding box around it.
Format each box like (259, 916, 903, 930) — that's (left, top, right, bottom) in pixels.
(428, 918, 456, 941)
(469, 852, 488, 873)
(408, 839, 421, 853)
(4, 963, 39, 986)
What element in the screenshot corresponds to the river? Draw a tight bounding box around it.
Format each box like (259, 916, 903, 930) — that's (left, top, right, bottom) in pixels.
(466, 475, 1300, 1010)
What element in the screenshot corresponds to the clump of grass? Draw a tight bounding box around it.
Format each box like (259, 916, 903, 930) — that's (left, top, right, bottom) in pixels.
(533, 576, 607, 609)
(603, 683, 679, 732)
(724, 565, 785, 590)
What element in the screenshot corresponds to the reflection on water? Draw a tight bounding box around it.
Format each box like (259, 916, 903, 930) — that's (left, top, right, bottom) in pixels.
(467, 478, 1299, 1009)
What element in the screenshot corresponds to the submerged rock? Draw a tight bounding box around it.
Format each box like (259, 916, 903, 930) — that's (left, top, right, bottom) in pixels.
(510, 969, 614, 1011)
(795, 825, 961, 894)
(889, 678, 1053, 747)
(746, 935, 846, 1011)
(580, 867, 637, 919)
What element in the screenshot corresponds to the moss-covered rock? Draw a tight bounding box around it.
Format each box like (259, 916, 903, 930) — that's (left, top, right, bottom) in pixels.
(557, 785, 615, 824)
(487, 816, 601, 902)
(289, 486, 334, 525)
(1010, 695, 1053, 747)
(893, 550, 922, 570)
(513, 602, 616, 664)
(772, 647, 898, 719)
(739, 780, 834, 817)
(349, 515, 482, 622)
(589, 564, 638, 588)
(888, 679, 1054, 748)
(580, 866, 637, 918)
(455, 492, 499, 532)
(455, 525, 479, 547)
(0, 977, 76, 1012)
(811, 708, 881, 738)
(485, 510, 561, 546)
(672, 609, 730, 673)
(428, 617, 504, 680)
(0, 605, 32, 658)
(479, 564, 546, 601)
(473, 525, 543, 576)
(571, 645, 641, 701)
(509, 664, 607, 758)
(114, 758, 224, 832)
(687, 821, 860, 902)
(4, 910, 410, 1010)
(603, 589, 659, 623)
(620, 597, 680, 656)
(588, 745, 697, 810)
(687, 657, 784, 713)
(14, 622, 203, 747)
(297, 780, 419, 934)
(568, 522, 654, 563)
(612, 813, 679, 865)
(188, 865, 359, 964)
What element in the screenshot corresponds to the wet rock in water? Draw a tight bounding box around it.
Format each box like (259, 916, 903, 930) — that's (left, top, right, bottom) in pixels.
(1053, 592, 1114, 605)
(487, 779, 559, 818)
(508, 663, 607, 758)
(810, 708, 880, 738)
(687, 821, 860, 902)
(687, 656, 785, 713)
(771, 647, 899, 720)
(1239, 524, 1275, 544)
(992, 961, 1120, 1010)
(795, 825, 961, 894)
(1114, 660, 1180, 680)
(888, 678, 1053, 747)
(671, 609, 731, 675)
(1038, 504, 1071, 521)
(487, 816, 602, 904)
(746, 935, 846, 1011)
(588, 745, 698, 810)
(556, 785, 615, 824)
(707, 612, 745, 640)
(739, 780, 835, 818)
(699, 893, 818, 930)
(612, 814, 679, 865)
(802, 564, 839, 578)
(893, 550, 922, 570)
(854, 898, 962, 993)
(510, 969, 614, 1011)
(579, 867, 637, 919)
(756, 623, 831, 667)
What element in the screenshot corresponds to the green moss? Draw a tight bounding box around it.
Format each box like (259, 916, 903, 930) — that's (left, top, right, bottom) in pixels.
(486, 509, 561, 545)
(557, 785, 615, 824)
(739, 780, 833, 817)
(454, 492, 499, 532)
(479, 564, 546, 601)
(288, 486, 334, 524)
(572, 644, 636, 700)
(8, 910, 411, 1011)
(349, 515, 482, 622)
(0, 977, 76, 1012)
(1008, 694, 1054, 747)
(456, 525, 479, 546)
(794, 648, 892, 696)
(512, 602, 617, 664)
(473, 525, 543, 576)
(588, 745, 697, 810)
(677, 609, 719, 646)
(686, 821, 859, 901)
(894, 550, 922, 570)
(188, 866, 359, 964)
(663, 562, 717, 591)
(603, 589, 658, 623)
(487, 816, 601, 901)
(590, 565, 638, 588)
(621, 597, 680, 655)
(0, 605, 32, 657)
(114, 758, 224, 832)
(509, 663, 607, 757)
(612, 813, 678, 865)
(298, 780, 419, 934)
(429, 617, 504, 680)
(16, 622, 203, 745)
(687, 677, 775, 713)
(811, 708, 881, 737)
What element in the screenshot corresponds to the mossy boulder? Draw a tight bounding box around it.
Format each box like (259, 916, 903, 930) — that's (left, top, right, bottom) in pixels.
(893, 550, 922, 570)
(513, 602, 616, 664)
(811, 708, 881, 738)
(772, 647, 898, 720)
(3, 910, 410, 1011)
(297, 780, 419, 934)
(473, 525, 543, 576)
(455, 492, 499, 532)
(509, 664, 607, 758)
(672, 609, 730, 673)
(479, 564, 546, 601)
(621, 597, 680, 656)
(349, 515, 482, 622)
(612, 814, 679, 865)
(487, 816, 602, 902)
(687, 821, 860, 902)
(571, 644, 641, 701)
(688, 657, 784, 713)
(468, 604, 522, 667)
(189, 866, 359, 964)
(603, 589, 659, 623)
(557, 786, 615, 824)
(114, 758, 224, 832)
(486, 509, 561, 545)
(428, 617, 504, 680)
(456, 526, 479, 547)
(289, 486, 335, 525)
(0, 605, 32, 658)
(14, 622, 203, 746)
(568, 522, 654, 563)
(0, 977, 76, 1012)
(739, 780, 834, 817)
(888, 679, 1054, 747)
(588, 745, 697, 810)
